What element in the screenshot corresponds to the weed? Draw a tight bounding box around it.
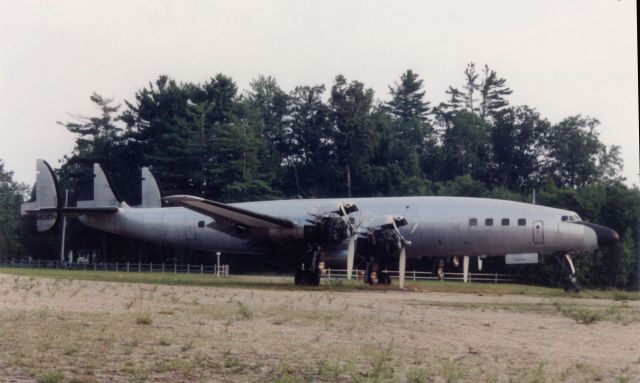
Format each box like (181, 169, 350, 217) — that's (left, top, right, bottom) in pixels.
(316, 359, 349, 380)
(439, 359, 467, 383)
(406, 366, 430, 383)
(135, 311, 153, 325)
(236, 301, 253, 320)
(553, 301, 605, 324)
(64, 344, 79, 356)
(38, 369, 64, 383)
(158, 309, 175, 315)
(37, 308, 49, 319)
(353, 341, 395, 382)
(159, 338, 171, 346)
(181, 341, 193, 352)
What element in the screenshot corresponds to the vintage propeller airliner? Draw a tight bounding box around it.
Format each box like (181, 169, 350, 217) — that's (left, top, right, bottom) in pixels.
(22, 160, 619, 291)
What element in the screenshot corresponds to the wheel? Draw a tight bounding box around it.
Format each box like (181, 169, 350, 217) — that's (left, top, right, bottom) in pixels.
(295, 270, 309, 285)
(378, 271, 391, 285)
(310, 271, 321, 286)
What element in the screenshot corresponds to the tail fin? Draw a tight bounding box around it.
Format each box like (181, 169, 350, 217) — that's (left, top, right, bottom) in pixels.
(77, 164, 121, 208)
(20, 159, 61, 231)
(141, 167, 162, 208)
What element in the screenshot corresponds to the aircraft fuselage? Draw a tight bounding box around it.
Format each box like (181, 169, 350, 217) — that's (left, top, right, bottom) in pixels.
(79, 196, 601, 259)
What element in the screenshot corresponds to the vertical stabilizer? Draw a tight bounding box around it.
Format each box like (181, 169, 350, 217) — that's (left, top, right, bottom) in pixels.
(20, 159, 61, 231)
(141, 167, 162, 208)
(77, 164, 120, 208)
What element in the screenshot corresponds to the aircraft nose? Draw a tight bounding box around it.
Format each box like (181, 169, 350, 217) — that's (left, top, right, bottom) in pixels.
(575, 222, 620, 247)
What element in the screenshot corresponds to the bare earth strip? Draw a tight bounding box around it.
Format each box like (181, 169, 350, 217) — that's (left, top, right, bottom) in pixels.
(0, 273, 639, 382)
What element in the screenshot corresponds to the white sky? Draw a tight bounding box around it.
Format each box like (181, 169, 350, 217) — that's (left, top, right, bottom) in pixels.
(1, 0, 638, 187)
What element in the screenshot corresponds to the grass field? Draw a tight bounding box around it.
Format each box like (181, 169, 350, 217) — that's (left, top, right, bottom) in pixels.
(1, 268, 639, 382)
(1, 267, 639, 300)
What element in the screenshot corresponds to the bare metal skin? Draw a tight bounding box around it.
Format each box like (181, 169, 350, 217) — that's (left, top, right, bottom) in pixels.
(80, 196, 606, 259)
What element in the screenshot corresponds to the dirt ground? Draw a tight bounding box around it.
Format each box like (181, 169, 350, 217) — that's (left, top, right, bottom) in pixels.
(0, 273, 639, 382)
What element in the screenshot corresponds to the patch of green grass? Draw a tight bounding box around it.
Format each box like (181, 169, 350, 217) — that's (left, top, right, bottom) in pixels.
(3, 267, 640, 300)
(613, 291, 640, 301)
(553, 302, 605, 324)
(38, 369, 64, 383)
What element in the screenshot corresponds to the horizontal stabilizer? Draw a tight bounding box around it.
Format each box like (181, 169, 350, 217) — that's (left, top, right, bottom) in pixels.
(24, 207, 119, 218)
(165, 195, 295, 229)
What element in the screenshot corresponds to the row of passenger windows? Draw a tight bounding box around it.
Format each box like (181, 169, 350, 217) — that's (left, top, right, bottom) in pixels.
(469, 218, 526, 226)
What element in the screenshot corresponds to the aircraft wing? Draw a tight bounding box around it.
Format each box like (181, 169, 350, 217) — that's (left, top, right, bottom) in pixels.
(164, 195, 296, 230)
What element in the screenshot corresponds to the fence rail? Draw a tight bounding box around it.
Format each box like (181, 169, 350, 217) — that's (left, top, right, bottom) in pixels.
(0, 261, 229, 276)
(321, 268, 517, 284)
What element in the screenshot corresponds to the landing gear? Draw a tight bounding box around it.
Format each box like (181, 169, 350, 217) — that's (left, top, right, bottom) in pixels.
(294, 269, 320, 286)
(294, 246, 322, 286)
(556, 253, 580, 293)
(433, 258, 445, 280)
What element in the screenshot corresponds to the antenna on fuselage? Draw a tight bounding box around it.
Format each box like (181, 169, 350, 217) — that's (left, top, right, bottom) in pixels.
(532, 189, 536, 205)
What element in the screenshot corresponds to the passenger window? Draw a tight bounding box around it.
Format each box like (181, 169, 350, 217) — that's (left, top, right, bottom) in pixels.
(469, 218, 478, 226)
(501, 218, 510, 226)
(485, 218, 493, 226)
(198, 221, 205, 228)
(518, 218, 526, 226)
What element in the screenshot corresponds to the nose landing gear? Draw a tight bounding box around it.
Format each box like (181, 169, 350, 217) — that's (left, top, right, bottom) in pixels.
(557, 253, 580, 293)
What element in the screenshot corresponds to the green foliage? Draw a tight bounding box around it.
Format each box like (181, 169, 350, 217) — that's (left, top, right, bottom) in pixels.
(38, 369, 64, 383)
(0, 160, 28, 260)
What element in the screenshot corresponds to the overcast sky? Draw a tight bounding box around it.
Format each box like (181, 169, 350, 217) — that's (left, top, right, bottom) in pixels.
(1, 0, 638, 187)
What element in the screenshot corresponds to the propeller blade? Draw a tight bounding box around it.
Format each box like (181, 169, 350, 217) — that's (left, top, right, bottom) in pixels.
(477, 256, 483, 271)
(399, 247, 406, 290)
(463, 255, 470, 283)
(347, 236, 355, 280)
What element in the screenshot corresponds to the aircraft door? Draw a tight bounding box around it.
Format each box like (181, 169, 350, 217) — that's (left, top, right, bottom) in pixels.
(533, 220, 544, 244)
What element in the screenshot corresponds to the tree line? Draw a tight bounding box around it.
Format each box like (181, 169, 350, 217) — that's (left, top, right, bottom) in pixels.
(1, 63, 638, 289)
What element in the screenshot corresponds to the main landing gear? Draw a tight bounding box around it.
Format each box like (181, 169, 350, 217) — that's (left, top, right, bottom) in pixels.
(556, 253, 580, 292)
(294, 246, 322, 286)
(295, 203, 357, 287)
(358, 228, 403, 287)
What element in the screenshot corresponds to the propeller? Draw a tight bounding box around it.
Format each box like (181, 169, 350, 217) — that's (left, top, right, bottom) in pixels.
(347, 235, 355, 280)
(391, 216, 411, 290)
(463, 255, 470, 283)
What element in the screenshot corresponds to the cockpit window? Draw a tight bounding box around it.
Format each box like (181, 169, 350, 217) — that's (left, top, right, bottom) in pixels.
(561, 214, 582, 222)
